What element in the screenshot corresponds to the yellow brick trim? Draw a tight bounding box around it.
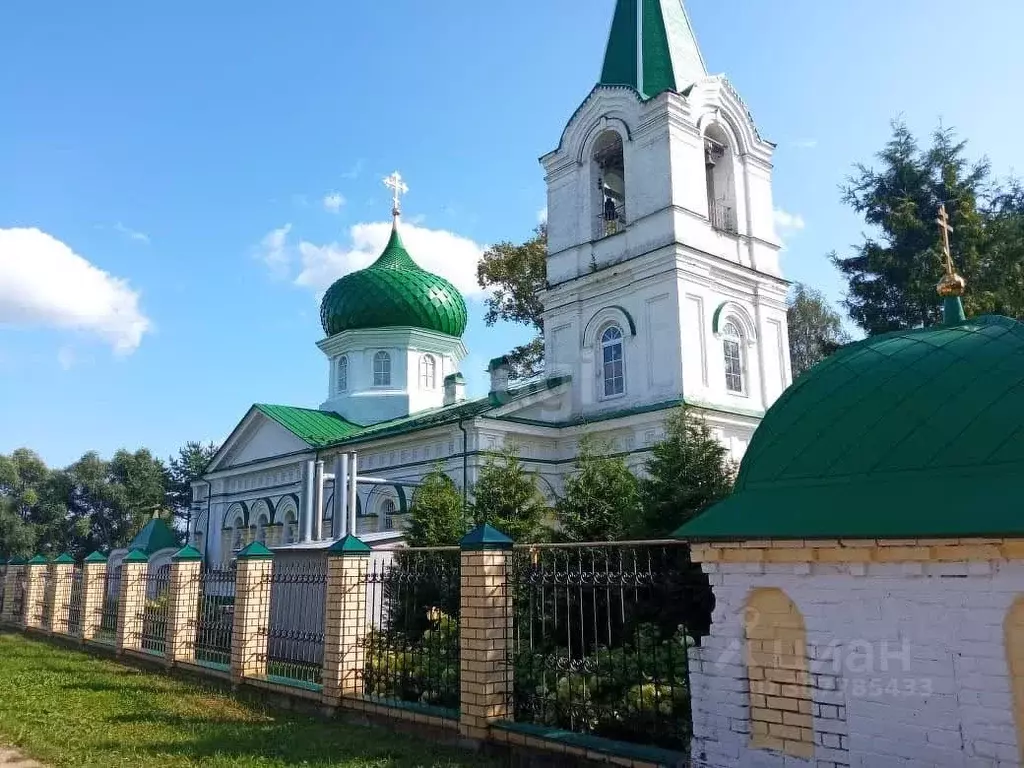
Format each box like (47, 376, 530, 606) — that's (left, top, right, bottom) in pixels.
(1006, 596, 1024, 763)
(745, 587, 813, 758)
(693, 538, 1024, 564)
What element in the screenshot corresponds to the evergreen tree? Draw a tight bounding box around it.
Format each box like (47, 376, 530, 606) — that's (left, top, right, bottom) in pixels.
(787, 283, 850, 379)
(638, 407, 736, 536)
(476, 225, 547, 378)
(470, 446, 548, 542)
(830, 119, 1024, 335)
(406, 465, 467, 547)
(554, 436, 642, 541)
(166, 441, 219, 529)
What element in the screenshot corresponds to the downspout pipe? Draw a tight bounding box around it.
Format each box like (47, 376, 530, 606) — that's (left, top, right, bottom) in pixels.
(457, 418, 470, 508)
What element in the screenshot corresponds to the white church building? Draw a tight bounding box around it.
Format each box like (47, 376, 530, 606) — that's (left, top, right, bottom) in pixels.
(189, 0, 793, 566)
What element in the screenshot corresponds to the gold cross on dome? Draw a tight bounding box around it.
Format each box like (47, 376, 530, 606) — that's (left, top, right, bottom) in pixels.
(936, 203, 955, 275)
(384, 171, 409, 216)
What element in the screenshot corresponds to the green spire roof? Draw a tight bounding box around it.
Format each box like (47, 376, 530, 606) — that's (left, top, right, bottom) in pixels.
(677, 315, 1024, 541)
(600, 0, 707, 99)
(129, 517, 180, 555)
(319, 220, 468, 338)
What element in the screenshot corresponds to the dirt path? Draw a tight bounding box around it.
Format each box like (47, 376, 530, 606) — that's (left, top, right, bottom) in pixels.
(0, 748, 44, 767)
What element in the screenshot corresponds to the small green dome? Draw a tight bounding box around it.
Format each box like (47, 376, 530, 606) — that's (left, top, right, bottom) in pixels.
(319, 223, 468, 338)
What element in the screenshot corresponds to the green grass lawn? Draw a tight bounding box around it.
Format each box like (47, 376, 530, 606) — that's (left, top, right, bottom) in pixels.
(0, 632, 494, 768)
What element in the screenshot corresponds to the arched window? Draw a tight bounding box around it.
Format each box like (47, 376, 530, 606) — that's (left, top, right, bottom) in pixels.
(722, 321, 745, 394)
(420, 354, 437, 390)
(601, 325, 625, 398)
(231, 513, 246, 552)
(336, 355, 349, 393)
(256, 514, 269, 545)
(374, 351, 391, 387)
(283, 510, 298, 544)
(704, 124, 738, 234)
(381, 498, 398, 531)
(592, 130, 626, 240)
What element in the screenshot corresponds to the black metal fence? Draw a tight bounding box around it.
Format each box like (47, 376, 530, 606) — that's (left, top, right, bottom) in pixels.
(65, 568, 84, 636)
(0, 565, 6, 616)
(194, 567, 235, 667)
(362, 548, 460, 713)
(34, 569, 52, 628)
(263, 559, 327, 686)
(141, 566, 172, 654)
(508, 542, 711, 752)
(9, 570, 25, 624)
(95, 566, 121, 645)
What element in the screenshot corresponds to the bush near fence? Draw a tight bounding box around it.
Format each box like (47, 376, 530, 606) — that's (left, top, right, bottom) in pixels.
(0, 532, 703, 768)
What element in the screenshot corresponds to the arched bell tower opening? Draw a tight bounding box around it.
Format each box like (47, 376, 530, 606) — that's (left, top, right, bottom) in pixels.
(591, 130, 626, 240)
(704, 123, 738, 235)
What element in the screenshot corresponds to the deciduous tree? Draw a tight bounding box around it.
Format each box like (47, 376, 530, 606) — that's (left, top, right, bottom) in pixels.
(787, 283, 850, 379)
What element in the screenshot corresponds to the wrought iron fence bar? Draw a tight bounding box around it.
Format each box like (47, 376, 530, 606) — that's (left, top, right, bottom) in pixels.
(194, 567, 235, 667)
(512, 539, 684, 550)
(261, 559, 327, 686)
(141, 567, 171, 655)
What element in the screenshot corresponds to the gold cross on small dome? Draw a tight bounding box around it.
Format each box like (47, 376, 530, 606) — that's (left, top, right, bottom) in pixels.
(936, 203, 965, 297)
(384, 171, 409, 217)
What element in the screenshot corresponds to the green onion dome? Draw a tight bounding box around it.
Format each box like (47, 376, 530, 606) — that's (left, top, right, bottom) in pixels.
(319, 221, 468, 338)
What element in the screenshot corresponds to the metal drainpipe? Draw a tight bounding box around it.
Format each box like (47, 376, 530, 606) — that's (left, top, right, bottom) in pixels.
(457, 417, 469, 508)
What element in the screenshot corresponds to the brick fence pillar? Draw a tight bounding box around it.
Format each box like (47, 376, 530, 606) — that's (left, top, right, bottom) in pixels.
(1, 559, 26, 626)
(48, 554, 77, 636)
(166, 545, 204, 665)
(322, 534, 371, 708)
(458, 524, 514, 743)
(23, 556, 50, 631)
(80, 552, 108, 642)
(116, 550, 149, 654)
(231, 541, 274, 684)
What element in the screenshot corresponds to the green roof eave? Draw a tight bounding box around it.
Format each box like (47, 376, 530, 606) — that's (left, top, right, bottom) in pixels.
(255, 404, 364, 448)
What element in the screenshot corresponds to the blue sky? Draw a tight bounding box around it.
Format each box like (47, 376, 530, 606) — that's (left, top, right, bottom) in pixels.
(2, 0, 1023, 468)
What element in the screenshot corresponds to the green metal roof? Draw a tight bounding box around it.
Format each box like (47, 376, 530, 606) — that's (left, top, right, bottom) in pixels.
(319, 222, 468, 338)
(600, 0, 707, 99)
(129, 518, 180, 555)
(253, 375, 572, 451)
(677, 315, 1024, 541)
(255, 404, 363, 448)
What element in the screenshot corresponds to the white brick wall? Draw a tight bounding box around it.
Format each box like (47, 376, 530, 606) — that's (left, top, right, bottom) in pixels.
(690, 560, 1024, 767)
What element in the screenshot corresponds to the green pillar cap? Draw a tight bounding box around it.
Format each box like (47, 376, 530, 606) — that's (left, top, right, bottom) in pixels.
(83, 551, 108, 563)
(53, 553, 76, 564)
(7, 556, 27, 566)
(123, 549, 149, 563)
(327, 534, 371, 556)
(27, 555, 49, 565)
(460, 523, 513, 551)
(173, 545, 204, 562)
(236, 541, 274, 560)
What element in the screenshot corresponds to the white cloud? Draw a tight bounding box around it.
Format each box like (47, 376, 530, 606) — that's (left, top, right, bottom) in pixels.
(537, 207, 548, 224)
(791, 139, 818, 149)
(322, 192, 346, 213)
(294, 221, 487, 300)
(774, 208, 806, 233)
(254, 224, 293, 279)
(0, 227, 151, 354)
(113, 222, 150, 244)
(57, 346, 75, 370)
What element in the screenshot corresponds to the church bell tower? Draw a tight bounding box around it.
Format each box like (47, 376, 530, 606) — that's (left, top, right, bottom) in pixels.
(539, 0, 792, 429)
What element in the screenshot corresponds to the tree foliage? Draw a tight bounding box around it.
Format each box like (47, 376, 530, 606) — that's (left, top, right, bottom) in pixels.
(406, 465, 467, 547)
(554, 436, 642, 542)
(0, 441, 216, 559)
(470, 446, 548, 542)
(476, 224, 548, 378)
(166, 441, 219, 528)
(832, 119, 1024, 335)
(787, 283, 851, 379)
(638, 407, 737, 537)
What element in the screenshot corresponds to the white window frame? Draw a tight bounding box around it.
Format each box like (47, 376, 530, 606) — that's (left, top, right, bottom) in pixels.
(420, 354, 437, 390)
(599, 324, 626, 400)
(336, 355, 349, 393)
(373, 351, 392, 387)
(722, 320, 747, 395)
(381, 498, 398, 531)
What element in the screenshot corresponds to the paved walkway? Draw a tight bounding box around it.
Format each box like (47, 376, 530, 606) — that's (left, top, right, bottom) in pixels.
(0, 748, 43, 767)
